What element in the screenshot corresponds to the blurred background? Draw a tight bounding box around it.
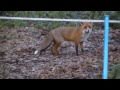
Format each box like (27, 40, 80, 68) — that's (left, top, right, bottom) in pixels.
(0, 11, 120, 29)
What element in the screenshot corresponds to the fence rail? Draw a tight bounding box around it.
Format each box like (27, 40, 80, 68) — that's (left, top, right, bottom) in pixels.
(0, 16, 120, 23)
(0, 16, 119, 79)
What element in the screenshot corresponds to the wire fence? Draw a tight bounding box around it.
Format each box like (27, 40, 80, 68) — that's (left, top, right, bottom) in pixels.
(0, 16, 120, 79)
(0, 16, 120, 23)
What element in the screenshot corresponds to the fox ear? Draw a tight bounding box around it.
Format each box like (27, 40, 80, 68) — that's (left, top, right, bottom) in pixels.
(80, 22, 84, 25)
(90, 22, 93, 24)
(89, 22, 93, 25)
(90, 22, 93, 26)
(80, 22, 93, 25)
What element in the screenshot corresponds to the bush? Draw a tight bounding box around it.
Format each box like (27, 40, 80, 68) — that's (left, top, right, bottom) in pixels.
(0, 11, 120, 29)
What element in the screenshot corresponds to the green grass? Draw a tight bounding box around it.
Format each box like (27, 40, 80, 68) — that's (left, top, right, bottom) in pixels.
(0, 11, 120, 29)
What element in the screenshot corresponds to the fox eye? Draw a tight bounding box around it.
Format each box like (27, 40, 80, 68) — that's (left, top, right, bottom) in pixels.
(89, 26, 92, 28)
(84, 26, 87, 29)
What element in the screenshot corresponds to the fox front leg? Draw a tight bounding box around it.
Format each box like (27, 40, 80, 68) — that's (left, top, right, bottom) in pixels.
(75, 44, 79, 56)
(80, 41, 84, 52)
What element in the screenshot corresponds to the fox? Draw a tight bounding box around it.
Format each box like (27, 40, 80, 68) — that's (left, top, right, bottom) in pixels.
(34, 22, 93, 56)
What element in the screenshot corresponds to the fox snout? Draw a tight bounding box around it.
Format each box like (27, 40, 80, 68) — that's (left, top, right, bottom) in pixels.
(85, 29, 90, 34)
(85, 30, 90, 33)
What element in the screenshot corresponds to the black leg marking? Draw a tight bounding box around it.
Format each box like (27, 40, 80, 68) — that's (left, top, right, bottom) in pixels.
(80, 41, 84, 52)
(75, 44, 78, 56)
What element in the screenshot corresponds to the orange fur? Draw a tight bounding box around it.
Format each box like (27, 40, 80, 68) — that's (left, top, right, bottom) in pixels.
(35, 22, 93, 56)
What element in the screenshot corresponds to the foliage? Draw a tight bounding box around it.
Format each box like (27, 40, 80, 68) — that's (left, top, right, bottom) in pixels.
(109, 64, 120, 79)
(0, 11, 120, 29)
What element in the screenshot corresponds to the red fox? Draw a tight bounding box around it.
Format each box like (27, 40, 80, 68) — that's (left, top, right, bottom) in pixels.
(34, 22, 93, 56)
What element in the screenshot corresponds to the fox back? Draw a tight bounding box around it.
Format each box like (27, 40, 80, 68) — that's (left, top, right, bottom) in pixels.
(34, 22, 93, 56)
(51, 22, 93, 42)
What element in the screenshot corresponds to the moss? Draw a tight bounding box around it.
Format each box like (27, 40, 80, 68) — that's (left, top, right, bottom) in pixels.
(109, 64, 120, 79)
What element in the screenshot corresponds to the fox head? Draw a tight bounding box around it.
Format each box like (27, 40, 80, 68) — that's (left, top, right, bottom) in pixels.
(80, 22, 93, 42)
(81, 22, 93, 34)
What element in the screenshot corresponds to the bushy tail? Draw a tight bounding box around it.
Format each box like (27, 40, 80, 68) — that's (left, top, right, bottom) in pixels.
(34, 32, 53, 55)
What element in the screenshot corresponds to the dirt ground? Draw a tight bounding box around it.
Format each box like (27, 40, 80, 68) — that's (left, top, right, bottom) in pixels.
(0, 27, 120, 79)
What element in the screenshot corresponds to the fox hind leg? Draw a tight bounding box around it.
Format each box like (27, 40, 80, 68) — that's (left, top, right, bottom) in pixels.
(51, 35, 64, 56)
(51, 41, 61, 56)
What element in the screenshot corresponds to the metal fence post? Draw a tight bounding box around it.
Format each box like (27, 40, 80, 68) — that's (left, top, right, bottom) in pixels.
(103, 15, 110, 79)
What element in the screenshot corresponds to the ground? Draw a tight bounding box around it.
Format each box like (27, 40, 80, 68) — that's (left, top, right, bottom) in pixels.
(0, 27, 120, 79)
